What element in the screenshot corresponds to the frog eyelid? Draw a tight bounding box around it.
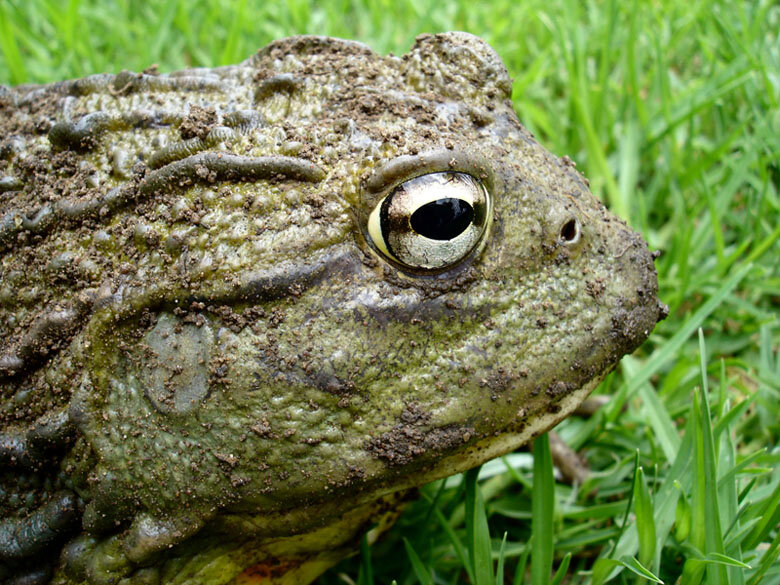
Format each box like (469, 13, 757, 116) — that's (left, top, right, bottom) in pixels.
(363, 149, 495, 196)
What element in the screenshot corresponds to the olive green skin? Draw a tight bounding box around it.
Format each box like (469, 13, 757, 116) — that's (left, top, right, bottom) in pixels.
(0, 33, 665, 584)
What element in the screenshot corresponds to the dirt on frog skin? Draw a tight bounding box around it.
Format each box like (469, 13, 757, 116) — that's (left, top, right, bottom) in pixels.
(366, 402, 475, 466)
(179, 105, 219, 140)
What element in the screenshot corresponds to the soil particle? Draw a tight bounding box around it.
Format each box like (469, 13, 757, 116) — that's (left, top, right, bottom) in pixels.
(179, 106, 218, 141)
(366, 403, 474, 466)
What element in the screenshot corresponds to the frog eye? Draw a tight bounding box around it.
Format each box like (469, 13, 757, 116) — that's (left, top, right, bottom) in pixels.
(367, 172, 491, 270)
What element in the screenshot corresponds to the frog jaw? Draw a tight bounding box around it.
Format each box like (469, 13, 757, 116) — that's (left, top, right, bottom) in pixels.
(379, 373, 604, 493)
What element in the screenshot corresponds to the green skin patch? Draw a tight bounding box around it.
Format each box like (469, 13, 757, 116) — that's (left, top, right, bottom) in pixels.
(0, 32, 665, 584)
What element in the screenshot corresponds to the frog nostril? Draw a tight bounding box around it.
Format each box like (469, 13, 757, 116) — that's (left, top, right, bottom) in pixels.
(559, 218, 580, 244)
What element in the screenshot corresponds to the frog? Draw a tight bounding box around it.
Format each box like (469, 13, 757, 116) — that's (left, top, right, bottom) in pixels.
(0, 32, 667, 585)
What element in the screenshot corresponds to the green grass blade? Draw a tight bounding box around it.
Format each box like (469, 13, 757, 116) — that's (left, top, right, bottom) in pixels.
(634, 466, 656, 569)
(0, 4, 26, 84)
(358, 534, 374, 585)
(690, 331, 728, 585)
(596, 400, 697, 583)
(681, 555, 706, 585)
(626, 355, 681, 463)
(682, 551, 752, 585)
(549, 552, 571, 585)
(495, 531, 507, 585)
(746, 530, 780, 585)
(712, 396, 757, 441)
(432, 505, 475, 584)
(616, 118, 640, 226)
(592, 556, 663, 585)
(704, 552, 751, 569)
(403, 538, 433, 585)
(744, 221, 780, 265)
(741, 481, 780, 551)
(512, 536, 532, 585)
(620, 555, 663, 582)
(646, 56, 753, 145)
(465, 467, 494, 585)
(531, 434, 554, 585)
(675, 480, 691, 543)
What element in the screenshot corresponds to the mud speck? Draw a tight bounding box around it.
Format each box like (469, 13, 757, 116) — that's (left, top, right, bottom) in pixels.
(179, 105, 218, 140)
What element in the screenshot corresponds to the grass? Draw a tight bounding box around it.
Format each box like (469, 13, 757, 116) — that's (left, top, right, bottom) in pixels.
(2, 0, 778, 583)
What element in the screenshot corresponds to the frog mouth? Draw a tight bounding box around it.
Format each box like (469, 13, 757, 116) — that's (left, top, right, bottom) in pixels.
(369, 373, 605, 496)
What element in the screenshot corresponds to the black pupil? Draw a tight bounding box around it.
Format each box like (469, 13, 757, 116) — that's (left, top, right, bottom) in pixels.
(410, 198, 475, 240)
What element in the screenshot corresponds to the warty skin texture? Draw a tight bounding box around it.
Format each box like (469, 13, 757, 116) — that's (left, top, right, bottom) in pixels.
(0, 33, 666, 584)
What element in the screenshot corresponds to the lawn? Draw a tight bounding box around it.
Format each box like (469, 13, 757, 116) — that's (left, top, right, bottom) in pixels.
(1, 0, 778, 584)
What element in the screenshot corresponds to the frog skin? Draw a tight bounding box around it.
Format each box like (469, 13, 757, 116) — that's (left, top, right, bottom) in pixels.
(0, 32, 667, 585)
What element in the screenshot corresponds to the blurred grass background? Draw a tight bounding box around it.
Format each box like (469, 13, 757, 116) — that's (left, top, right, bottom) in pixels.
(1, 0, 778, 583)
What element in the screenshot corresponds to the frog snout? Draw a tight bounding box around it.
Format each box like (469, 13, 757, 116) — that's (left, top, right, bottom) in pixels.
(606, 229, 667, 353)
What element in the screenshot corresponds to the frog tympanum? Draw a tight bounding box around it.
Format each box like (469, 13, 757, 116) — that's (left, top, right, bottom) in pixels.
(0, 33, 666, 585)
